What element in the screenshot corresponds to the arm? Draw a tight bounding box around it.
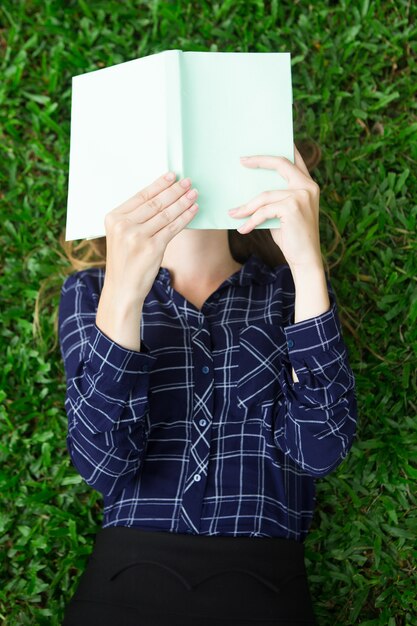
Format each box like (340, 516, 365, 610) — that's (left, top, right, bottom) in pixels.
(274, 265, 358, 478)
(58, 272, 156, 498)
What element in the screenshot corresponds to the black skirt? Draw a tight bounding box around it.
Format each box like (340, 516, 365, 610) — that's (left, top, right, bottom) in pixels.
(62, 526, 317, 626)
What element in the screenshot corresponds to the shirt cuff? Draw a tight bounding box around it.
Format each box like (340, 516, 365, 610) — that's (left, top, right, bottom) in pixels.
(283, 295, 342, 356)
(86, 322, 157, 385)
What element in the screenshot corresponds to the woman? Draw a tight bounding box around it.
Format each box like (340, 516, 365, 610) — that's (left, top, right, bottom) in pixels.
(59, 143, 358, 625)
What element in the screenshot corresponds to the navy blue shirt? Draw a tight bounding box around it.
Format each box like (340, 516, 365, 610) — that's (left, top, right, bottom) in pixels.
(58, 253, 358, 541)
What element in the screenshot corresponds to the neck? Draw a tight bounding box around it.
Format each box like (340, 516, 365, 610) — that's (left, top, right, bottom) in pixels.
(161, 229, 242, 287)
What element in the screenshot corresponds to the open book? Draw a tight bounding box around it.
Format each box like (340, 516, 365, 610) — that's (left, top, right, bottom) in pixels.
(66, 50, 294, 241)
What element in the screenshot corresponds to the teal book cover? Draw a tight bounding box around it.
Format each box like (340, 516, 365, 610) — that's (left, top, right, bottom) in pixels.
(66, 50, 294, 241)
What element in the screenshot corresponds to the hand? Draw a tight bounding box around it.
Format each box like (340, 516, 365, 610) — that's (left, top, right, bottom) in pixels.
(228, 143, 323, 271)
(103, 172, 199, 303)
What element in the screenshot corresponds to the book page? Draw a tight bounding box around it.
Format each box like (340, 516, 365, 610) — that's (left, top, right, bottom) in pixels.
(180, 51, 293, 230)
(66, 52, 168, 241)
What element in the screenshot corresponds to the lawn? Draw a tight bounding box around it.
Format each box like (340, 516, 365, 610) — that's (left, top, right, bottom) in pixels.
(0, 0, 416, 624)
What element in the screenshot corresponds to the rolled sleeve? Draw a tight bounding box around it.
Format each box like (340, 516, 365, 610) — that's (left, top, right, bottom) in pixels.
(283, 298, 342, 355)
(274, 279, 358, 477)
(58, 271, 157, 497)
(59, 272, 157, 433)
(87, 321, 156, 384)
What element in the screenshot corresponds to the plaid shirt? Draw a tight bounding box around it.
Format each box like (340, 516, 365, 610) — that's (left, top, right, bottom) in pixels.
(58, 253, 358, 541)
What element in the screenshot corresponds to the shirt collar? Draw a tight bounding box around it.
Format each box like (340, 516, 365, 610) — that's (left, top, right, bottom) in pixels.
(155, 253, 280, 289)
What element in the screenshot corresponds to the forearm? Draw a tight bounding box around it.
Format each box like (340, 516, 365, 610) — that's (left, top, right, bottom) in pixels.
(289, 264, 331, 383)
(96, 282, 145, 352)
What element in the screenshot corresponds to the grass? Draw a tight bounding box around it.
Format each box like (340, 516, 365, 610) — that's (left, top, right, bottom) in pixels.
(0, 0, 416, 624)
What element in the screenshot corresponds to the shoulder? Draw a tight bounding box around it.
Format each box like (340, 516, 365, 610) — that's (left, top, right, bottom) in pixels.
(268, 263, 337, 301)
(268, 263, 295, 291)
(61, 267, 105, 295)
(60, 268, 106, 312)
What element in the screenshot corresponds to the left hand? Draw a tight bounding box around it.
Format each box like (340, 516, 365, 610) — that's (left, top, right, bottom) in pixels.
(228, 143, 323, 270)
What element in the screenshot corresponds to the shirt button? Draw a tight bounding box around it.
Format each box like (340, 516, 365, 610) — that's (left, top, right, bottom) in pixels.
(202, 365, 210, 374)
(141, 364, 149, 372)
(194, 474, 201, 482)
(287, 339, 294, 348)
(213, 292, 220, 300)
(199, 419, 207, 427)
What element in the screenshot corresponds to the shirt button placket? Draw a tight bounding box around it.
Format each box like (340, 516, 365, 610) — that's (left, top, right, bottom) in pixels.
(179, 320, 214, 534)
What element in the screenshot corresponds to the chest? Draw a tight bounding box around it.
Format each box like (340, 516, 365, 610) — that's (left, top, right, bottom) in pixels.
(141, 279, 290, 416)
(143, 317, 288, 419)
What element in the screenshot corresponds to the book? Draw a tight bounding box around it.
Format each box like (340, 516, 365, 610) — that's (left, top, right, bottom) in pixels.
(66, 50, 294, 241)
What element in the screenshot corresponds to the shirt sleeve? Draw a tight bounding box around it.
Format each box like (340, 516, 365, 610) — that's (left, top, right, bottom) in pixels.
(274, 272, 359, 478)
(58, 271, 157, 498)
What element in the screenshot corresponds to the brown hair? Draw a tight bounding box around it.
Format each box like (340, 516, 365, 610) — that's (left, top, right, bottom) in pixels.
(35, 139, 341, 351)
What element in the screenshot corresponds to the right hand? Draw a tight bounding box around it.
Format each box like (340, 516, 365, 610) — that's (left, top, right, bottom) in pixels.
(103, 172, 199, 303)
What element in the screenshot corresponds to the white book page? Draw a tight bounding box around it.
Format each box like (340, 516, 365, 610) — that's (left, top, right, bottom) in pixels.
(66, 52, 168, 241)
(180, 51, 293, 230)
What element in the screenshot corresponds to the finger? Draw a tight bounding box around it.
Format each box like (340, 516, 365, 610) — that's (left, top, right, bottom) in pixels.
(229, 189, 295, 217)
(240, 153, 309, 188)
(134, 177, 196, 227)
(236, 204, 284, 234)
(112, 171, 178, 214)
(236, 200, 295, 233)
(143, 184, 198, 238)
(293, 143, 311, 178)
(153, 200, 199, 246)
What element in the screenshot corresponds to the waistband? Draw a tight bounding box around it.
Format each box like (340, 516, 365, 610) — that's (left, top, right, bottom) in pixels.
(92, 526, 306, 594)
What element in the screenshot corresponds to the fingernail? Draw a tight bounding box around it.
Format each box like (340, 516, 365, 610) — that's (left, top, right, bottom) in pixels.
(240, 156, 249, 161)
(228, 207, 238, 214)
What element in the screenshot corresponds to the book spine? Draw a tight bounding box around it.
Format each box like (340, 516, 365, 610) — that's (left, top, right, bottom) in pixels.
(164, 50, 184, 179)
